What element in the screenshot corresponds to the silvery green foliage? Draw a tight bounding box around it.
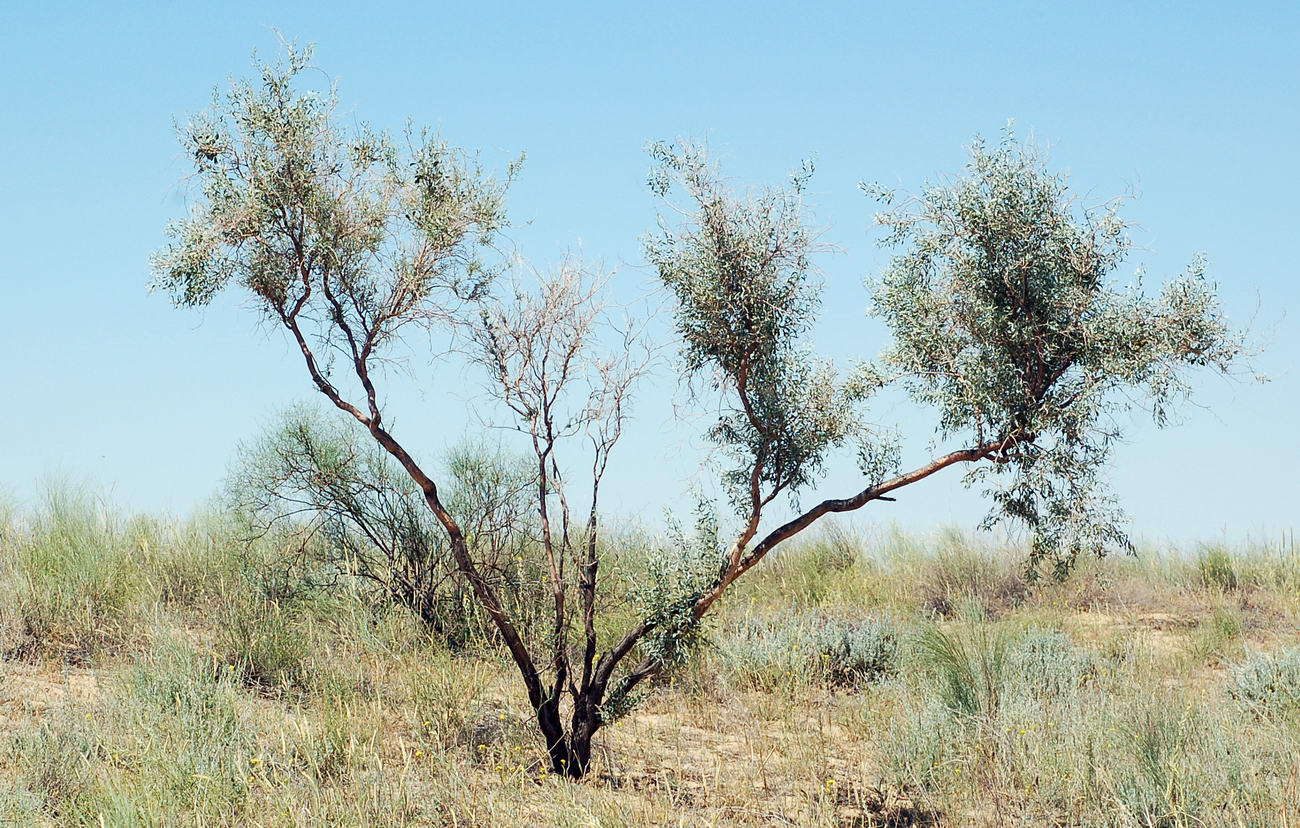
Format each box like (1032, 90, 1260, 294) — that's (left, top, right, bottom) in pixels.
(151, 43, 516, 341)
(1004, 628, 1097, 697)
(868, 131, 1240, 576)
(813, 614, 901, 685)
(715, 611, 900, 689)
(631, 502, 728, 669)
(645, 142, 862, 511)
(1229, 647, 1300, 715)
(882, 698, 957, 787)
(854, 423, 903, 489)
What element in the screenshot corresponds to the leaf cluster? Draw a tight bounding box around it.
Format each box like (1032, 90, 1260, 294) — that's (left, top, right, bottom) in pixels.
(644, 142, 860, 510)
(152, 43, 517, 368)
(869, 131, 1240, 573)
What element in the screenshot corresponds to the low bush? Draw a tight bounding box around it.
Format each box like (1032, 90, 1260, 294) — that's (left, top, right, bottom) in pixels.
(712, 611, 901, 690)
(914, 533, 1028, 619)
(1229, 646, 1300, 716)
(0, 489, 242, 665)
(212, 597, 311, 695)
(1004, 627, 1097, 697)
(0, 488, 154, 663)
(1189, 606, 1244, 664)
(914, 623, 1008, 719)
(1, 637, 253, 824)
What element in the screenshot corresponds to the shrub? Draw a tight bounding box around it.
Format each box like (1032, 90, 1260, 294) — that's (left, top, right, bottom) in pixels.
(1004, 628, 1097, 697)
(0, 488, 154, 663)
(108, 639, 253, 821)
(1115, 703, 1196, 824)
(1109, 700, 1254, 827)
(916, 535, 1028, 619)
(124, 639, 247, 749)
(812, 615, 901, 686)
(2, 637, 253, 824)
(914, 623, 1008, 719)
(880, 699, 957, 790)
(805, 522, 861, 574)
(4, 718, 98, 822)
(1229, 647, 1300, 715)
(713, 611, 900, 690)
(229, 410, 543, 650)
(1189, 606, 1244, 664)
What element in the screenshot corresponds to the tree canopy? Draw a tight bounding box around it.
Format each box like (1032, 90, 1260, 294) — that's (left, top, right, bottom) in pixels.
(867, 133, 1240, 574)
(645, 132, 1239, 583)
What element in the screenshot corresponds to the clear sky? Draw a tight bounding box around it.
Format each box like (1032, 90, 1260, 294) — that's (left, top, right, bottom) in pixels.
(1, 1, 1296, 545)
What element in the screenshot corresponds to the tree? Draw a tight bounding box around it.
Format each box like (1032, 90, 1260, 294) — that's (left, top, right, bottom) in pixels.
(865, 133, 1241, 575)
(151, 45, 581, 768)
(455, 263, 648, 776)
(155, 45, 1240, 779)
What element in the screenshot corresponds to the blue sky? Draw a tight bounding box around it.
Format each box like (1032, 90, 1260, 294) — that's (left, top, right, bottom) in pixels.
(1, 1, 1296, 545)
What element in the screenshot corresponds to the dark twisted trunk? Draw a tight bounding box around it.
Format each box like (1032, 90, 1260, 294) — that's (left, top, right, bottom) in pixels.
(518, 686, 604, 778)
(271, 194, 632, 783)
(535, 694, 571, 775)
(565, 696, 600, 777)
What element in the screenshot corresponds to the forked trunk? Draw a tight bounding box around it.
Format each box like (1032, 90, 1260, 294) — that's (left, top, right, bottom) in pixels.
(534, 692, 602, 778)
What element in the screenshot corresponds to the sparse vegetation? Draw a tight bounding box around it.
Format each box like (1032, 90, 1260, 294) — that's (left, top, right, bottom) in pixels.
(1197, 545, 1240, 592)
(711, 610, 901, 691)
(3, 494, 1298, 825)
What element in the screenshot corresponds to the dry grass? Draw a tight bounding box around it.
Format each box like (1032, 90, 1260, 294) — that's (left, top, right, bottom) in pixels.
(2, 495, 1299, 826)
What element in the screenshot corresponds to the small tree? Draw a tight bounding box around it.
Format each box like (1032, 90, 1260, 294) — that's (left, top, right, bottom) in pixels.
(455, 262, 648, 775)
(866, 134, 1241, 575)
(151, 46, 571, 763)
(155, 46, 1240, 779)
